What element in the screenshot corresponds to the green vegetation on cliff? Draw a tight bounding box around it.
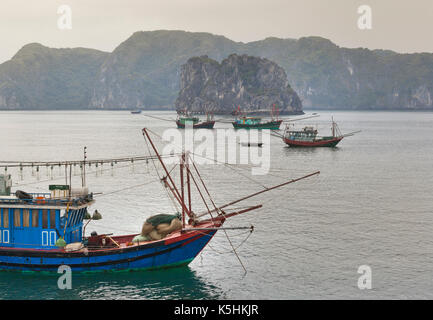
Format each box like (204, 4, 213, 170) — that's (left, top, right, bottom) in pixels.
(1, 30, 433, 110)
(0, 43, 108, 109)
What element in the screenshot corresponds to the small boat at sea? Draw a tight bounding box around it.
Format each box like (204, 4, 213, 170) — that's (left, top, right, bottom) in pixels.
(0, 129, 319, 272)
(232, 117, 282, 130)
(240, 142, 263, 147)
(176, 113, 215, 129)
(232, 105, 282, 130)
(130, 110, 142, 114)
(143, 112, 215, 129)
(281, 118, 359, 147)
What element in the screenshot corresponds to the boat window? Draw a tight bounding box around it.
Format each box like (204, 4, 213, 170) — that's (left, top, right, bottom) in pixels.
(42, 210, 48, 229)
(49, 210, 56, 229)
(13, 209, 21, 227)
(32, 210, 39, 227)
(69, 212, 75, 226)
(2, 209, 9, 228)
(23, 209, 30, 227)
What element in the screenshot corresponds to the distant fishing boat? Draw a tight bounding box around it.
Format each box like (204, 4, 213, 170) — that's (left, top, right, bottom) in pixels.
(282, 118, 359, 147)
(142, 111, 215, 129)
(232, 105, 282, 130)
(240, 142, 263, 147)
(232, 117, 282, 130)
(0, 129, 319, 272)
(131, 110, 142, 114)
(176, 111, 215, 129)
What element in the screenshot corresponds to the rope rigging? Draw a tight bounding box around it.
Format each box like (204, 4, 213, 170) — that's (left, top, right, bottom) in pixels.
(2, 124, 319, 275)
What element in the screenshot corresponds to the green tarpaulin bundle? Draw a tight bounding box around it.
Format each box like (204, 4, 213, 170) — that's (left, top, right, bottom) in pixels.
(145, 213, 181, 227)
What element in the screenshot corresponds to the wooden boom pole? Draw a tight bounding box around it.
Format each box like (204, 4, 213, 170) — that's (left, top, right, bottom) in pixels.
(196, 171, 320, 218)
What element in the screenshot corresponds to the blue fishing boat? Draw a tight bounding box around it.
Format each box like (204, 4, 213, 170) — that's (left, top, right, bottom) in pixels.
(0, 190, 223, 272)
(0, 128, 319, 272)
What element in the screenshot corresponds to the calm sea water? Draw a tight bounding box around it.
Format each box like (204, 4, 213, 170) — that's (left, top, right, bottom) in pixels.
(0, 110, 432, 300)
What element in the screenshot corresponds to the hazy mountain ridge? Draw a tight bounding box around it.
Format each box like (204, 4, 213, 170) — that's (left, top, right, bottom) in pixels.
(1, 30, 433, 110)
(0, 43, 108, 109)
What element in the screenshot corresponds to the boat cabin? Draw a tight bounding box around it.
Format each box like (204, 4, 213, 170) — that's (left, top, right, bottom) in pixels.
(177, 116, 200, 125)
(0, 184, 93, 250)
(235, 117, 262, 125)
(284, 126, 318, 142)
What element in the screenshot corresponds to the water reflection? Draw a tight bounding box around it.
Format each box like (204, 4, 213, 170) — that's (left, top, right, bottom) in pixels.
(282, 146, 319, 154)
(0, 266, 224, 300)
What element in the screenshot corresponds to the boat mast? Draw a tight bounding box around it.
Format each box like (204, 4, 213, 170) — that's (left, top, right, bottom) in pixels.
(186, 151, 192, 214)
(271, 104, 278, 121)
(142, 128, 192, 218)
(82, 146, 87, 187)
(69, 163, 72, 198)
(180, 153, 185, 228)
(332, 117, 335, 137)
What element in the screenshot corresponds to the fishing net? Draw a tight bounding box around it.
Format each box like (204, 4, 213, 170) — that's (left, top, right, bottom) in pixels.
(132, 234, 151, 243)
(139, 213, 183, 241)
(145, 213, 181, 226)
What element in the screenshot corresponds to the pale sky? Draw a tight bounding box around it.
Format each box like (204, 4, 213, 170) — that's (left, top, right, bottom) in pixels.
(1, 0, 433, 63)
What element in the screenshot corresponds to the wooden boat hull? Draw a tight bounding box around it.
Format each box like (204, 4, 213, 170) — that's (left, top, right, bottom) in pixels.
(176, 121, 215, 129)
(0, 222, 220, 272)
(232, 120, 282, 130)
(240, 142, 263, 147)
(283, 136, 343, 147)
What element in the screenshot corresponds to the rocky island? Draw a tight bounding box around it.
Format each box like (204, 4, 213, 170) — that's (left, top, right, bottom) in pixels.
(175, 54, 303, 115)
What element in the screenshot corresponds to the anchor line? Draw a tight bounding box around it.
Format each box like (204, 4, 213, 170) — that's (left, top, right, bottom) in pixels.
(93, 180, 159, 198)
(183, 153, 249, 274)
(184, 225, 254, 254)
(190, 153, 268, 189)
(207, 233, 253, 255)
(190, 151, 252, 274)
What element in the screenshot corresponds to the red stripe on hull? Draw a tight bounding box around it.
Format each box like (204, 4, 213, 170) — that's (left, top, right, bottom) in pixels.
(164, 220, 223, 245)
(283, 137, 343, 147)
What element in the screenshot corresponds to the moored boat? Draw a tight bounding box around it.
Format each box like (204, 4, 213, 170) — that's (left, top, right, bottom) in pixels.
(0, 129, 319, 272)
(282, 119, 359, 147)
(176, 117, 215, 129)
(232, 117, 282, 130)
(176, 111, 215, 129)
(232, 105, 282, 130)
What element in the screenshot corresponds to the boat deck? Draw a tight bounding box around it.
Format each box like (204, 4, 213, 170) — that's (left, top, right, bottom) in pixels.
(0, 219, 220, 254)
(0, 193, 94, 209)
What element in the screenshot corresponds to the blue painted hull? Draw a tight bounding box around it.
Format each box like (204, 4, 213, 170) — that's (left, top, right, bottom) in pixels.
(0, 230, 217, 272)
